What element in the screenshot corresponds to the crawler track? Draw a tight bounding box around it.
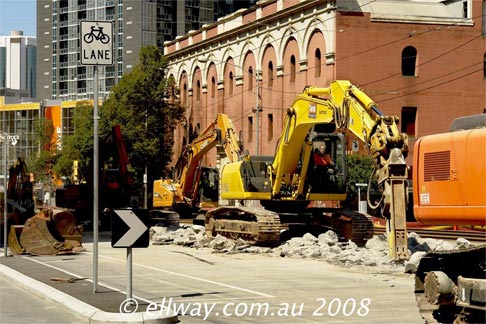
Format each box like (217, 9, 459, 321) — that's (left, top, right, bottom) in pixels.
(205, 206, 284, 245)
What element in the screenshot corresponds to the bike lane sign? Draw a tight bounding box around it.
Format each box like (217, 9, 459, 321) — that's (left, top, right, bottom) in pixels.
(80, 21, 113, 65)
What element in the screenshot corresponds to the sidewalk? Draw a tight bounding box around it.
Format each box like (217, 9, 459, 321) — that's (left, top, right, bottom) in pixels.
(0, 254, 179, 324)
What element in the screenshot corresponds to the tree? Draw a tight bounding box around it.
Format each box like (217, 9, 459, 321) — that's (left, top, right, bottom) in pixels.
(345, 153, 378, 210)
(53, 102, 94, 183)
(101, 45, 185, 184)
(28, 118, 56, 184)
(50, 45, 184, 205)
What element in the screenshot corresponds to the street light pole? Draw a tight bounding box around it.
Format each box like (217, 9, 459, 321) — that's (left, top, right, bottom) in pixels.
(254, 72, 262, 155)
(144, 110, 148, 209)
(2, 128, 7, 257)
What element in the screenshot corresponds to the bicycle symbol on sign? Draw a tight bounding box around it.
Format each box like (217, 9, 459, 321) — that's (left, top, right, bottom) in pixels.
(83, 26, 110, 44)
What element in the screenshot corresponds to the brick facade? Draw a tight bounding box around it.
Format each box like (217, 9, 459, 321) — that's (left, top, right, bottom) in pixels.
(164, 0, 486, 167)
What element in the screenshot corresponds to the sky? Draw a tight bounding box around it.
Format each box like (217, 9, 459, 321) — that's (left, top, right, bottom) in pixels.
(0, 0, 37, 37)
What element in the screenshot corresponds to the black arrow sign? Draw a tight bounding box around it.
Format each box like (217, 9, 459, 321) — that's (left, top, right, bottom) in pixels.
(111, 209, 149, 248)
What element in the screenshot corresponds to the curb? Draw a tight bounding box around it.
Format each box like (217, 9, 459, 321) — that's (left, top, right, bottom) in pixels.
(0, 263, 179, 324)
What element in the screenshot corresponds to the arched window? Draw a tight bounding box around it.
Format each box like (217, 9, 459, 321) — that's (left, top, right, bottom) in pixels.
(182, 83, 187, 105)
(196, 80, 201, 101)
(315, 49, 322, 78)
(402, 46, 417, 77)
(211, 76, 215, 98)
(290, 55, 296, 82)
(248, 66, 253, 91)
(268, 61, 274, 87)
(229, 71, 234, 95)
(483, 52, 486, 79)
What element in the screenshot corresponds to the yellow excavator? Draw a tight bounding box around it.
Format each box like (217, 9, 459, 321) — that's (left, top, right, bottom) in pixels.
(151, 113, 242, 223)
(206, 80, 410, 259)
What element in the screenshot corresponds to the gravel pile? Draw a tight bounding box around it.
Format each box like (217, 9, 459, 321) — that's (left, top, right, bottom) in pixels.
(150, 225, 474, 273)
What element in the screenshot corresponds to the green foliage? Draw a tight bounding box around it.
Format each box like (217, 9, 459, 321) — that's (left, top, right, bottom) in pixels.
(28, 118, 56, 183)
(48, 45, 184, 193)
(345, 153, 378, 211)
(53, 102, 94, 182)
(101, 45, 185, 182)
(346, 153, 374, 195)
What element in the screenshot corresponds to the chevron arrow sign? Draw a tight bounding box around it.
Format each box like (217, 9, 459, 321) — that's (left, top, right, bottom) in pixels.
(111, 209, 149, 248)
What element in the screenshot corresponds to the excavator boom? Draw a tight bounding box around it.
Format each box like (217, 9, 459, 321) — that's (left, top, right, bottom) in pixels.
(152, 113, 242, 217)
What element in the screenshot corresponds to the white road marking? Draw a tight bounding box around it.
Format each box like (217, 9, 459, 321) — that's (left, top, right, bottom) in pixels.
(12, 249, 274, 300)
(20, 256, 155, 305)
(93, 253, 275, 298)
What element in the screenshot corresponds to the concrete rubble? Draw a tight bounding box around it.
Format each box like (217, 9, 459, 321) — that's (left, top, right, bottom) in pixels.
(149, 225, 475, 273)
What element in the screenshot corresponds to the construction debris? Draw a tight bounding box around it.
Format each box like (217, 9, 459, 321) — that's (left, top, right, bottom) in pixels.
(150, 225, 476, 273)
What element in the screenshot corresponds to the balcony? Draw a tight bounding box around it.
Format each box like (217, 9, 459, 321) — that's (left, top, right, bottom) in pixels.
(78, 4, 86, 10)
(77, 74, 87, 80)
(59, 62, 69, 67)
(60, 75, 69, 81)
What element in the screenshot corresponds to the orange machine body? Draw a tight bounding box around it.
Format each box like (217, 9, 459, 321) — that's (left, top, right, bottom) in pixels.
(413, 128, 486, 226)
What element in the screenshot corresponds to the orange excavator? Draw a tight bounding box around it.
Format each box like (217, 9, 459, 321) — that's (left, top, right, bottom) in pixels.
(411, 114, 486, 323)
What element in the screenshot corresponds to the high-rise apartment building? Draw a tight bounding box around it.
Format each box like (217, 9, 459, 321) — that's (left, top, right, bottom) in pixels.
(0, 31, 37, 98)
(36, 0, 256, 101)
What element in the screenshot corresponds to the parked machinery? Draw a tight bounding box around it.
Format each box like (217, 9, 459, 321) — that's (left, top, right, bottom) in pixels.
(412, 114, 486, 323)
(5, 158, 83, 255)
(55, 125, 136, 229)
(206, 80, 410, 258)
(151, 113, 242, 223)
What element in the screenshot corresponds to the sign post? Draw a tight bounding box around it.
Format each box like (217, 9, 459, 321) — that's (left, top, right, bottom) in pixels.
(111, 209, 149, 302)
(1, 133, 20, 257)
(356, 183, 368, 214)
(80, 20, 113, 293)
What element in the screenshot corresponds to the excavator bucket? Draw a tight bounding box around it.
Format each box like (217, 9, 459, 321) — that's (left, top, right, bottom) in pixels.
(8, 225, 25, 255)
(8, 209, 84, 256)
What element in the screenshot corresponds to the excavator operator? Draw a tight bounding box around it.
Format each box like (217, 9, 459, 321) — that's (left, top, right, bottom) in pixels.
(313, 144, 333, 167)
(312, 143, 336, 191)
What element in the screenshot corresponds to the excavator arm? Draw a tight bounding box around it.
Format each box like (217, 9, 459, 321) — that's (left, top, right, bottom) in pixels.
(153, 113, 242, 212)
(176, 119, 222, 200)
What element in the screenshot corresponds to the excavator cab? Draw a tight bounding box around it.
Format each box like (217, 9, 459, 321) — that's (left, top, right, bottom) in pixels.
(309, 132, 346, 194)
(198, 167, 219, 208)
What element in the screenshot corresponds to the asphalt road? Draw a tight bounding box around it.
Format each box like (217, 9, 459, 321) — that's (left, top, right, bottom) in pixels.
(2, 238, 424, 324)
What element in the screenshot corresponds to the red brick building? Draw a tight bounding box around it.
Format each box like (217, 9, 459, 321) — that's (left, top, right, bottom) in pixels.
(164, 0, 486, 166)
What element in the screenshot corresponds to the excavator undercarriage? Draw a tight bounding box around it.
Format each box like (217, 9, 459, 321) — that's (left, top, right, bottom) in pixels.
(205, 205, 375, 246)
